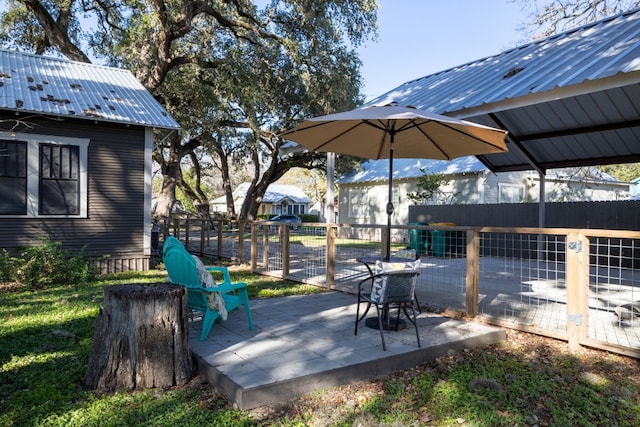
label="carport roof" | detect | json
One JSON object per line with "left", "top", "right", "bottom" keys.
{"left": 367, "top": 8, "right": 640, "bottom": 173}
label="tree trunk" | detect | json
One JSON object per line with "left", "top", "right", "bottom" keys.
{"left": 155, "top": 164, "right": 179, "bottom": 218}
{"left": 83, "top": 283, "right": 194, "bottom": 392}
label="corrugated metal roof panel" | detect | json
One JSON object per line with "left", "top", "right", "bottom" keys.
{"left": 0, "top": 49, "right": 179, "bottom": 129}
{"left": 337, "top": 157, "right": 486, "bottom": 184}
{"left": 261, "top": 183, "right": 312, "bottom": 204}
{"left": 212, "top": 183, "right": 311, "bottom": 205}
{"left": 339, "top": 157, "right": 620, "bottom": 184}
{"left": 365, "top": 8, "right": 640, "bottom": 173}
{"left": 369, "top": 9, "right": 640, "bottom": 115}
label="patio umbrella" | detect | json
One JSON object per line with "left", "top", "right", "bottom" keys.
{"left": 280, "top": 103, "right": 509, "bottom": 258}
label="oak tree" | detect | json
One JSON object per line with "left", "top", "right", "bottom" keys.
{"left": 1, "top": 0, "right": 377, "bottom": 219}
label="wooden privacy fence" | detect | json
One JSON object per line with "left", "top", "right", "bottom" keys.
{"left": 163, "top": 217, "right": 640, "bottom": 358}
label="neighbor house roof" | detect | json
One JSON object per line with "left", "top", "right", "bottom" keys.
{"left": 366, "top": 8, "right": 640, "bottom": 173}
{"left": 260, "top": 183, "right": 312, "bottom": 204}
{"left": 0, "top": 49, "right": 179, "bottom": 129}
{"left": 338, "top": 157, "right": 620, "bottom": 185}
{"left": 337, "top": 157, "right": 486, "bottom": 184}
{"left": 211, "top": 182, "right": 311, "bottom": 205}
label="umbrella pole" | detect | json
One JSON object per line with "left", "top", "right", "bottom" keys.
{"left": 385, "top": 135, "right": 395, "bottom": 261}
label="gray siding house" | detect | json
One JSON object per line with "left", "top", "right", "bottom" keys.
{"left": 0, "top": 50, "right": 179, "bottom": 273}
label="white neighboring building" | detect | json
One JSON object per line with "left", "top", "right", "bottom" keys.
{"left": 210, "top": 182, "right": 311, "bottom": 216}
{"left": 337, "top": 156, "right": 629, "bottom": 226}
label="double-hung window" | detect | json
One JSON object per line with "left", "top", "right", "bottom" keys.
{"left": 349, "top": 188, "right": 369, "bottom": 218}
{"left": 0, "top": 140, "right": 27, "bottom": 214}
{"left": 498, "top": 183, "right": 525, "bottom": 203}
{"left": 0, "top": 133, "right": 89, "bottom": 217}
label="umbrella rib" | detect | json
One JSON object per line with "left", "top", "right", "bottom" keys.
{"left": 414, "top": 120, "right": 507, "bottom": 158}
{"left": 286, "top": 121, "right": 367, "bottom": 152}
{"left": 442, "top": 121, "right": 507, "bottom": 150}
{"left": 362, "top": 120, "right": 397, "bottom": 159}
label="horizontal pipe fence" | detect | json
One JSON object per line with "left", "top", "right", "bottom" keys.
{"left": 162, "top": 217, "right": 640, "bottom": 358}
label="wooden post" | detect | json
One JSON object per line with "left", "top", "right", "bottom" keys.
{"left": 173, "top": 217, "right": 179, "bottom": 239}
{"left": 262, "top": 226, "right": 270, "bottom": 269}
{"left": 326, "top": 225, "right": 336, "bottom": 288}
{"left": 217, "top": 220, "right": 223, "bottom": 261}
{"left": 282, "top": 225, "right": 290, "bottom": 277}
{"left": 465, "top": 229, "right": 479, "bottom": 316}
{"left": 83, "top": 283, "right": 194, "bottom": 392}
{"left": 199, "top": 219, "right": 205, "bottom": 256}
{"left": 238, "top": 221, "right": 245, "bottom": 263}
{"left": 566, "top": 231, "right": 589, "bottom": 353}
{"left": 250, "top": 222, "right": 258, "bottom": 271}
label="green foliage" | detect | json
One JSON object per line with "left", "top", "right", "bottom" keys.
{"left": 298, "top": 213, "right": 319, "bottom": 222}
{"left": 0, "top": 1, "right": 380, "bottom": 221}
{"left": 407, "top": 169, "right": 451, "bottom": 204}
{"left": 599, "top": 163, "right": 640, "bottom": 182}
{"left": 7, "top": 240, "right": 96, "bottom": 288}
{"left": 0, "top": 248, "right": 11, "bottom": 282}
{"left": 1, "top": 270, "right": 639, "bottom": 426}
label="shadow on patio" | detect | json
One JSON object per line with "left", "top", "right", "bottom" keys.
{"left": 188, "top": 291, "right": 505, "bottom": 410}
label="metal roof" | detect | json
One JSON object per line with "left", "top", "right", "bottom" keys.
{"left": 337, "top": 156, "right": 486, "bottom": 184}
{"left": 367, "top": 8, "right": 640, "bottom": 173}
{"left": 337, "top": 156, "right": 620, "bottom": 184}
{"left": 0, "top": 49, "right": 179, "bottom": 129}
{"left": 211, "top": 183, "right": 311, "bottom": 205}
{"left": 260, "top": 183, "right": 312, "bottom": 204}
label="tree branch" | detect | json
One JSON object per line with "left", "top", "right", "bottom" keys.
{"left": 19, "top": 0, "right": 91, "bottom": 62}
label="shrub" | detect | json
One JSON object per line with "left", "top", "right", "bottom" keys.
{"left": 299, "top": 213, "right": 319, "bottom": 222}
{"left": 0, "top": 248, "right": 11, "bottom": 282}
{"left": 11, "top": 240, "right": 96, "bottom": 288}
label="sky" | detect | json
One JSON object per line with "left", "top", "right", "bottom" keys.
{"left": 357, "top": 0, "right": 531, "bottom": 102}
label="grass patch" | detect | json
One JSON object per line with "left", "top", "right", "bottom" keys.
{"left": 1, "top": 269, "right": 639, "bottom": 426}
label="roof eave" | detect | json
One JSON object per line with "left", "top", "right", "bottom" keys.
{"left": 7, "top": 107, "right": 180, "bottom": 130}
{"left": 451, "top": 71, "right": 640, "bottom": 120}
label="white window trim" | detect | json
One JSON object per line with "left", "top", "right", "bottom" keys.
{"left": 498, "top": 182, "right": 525, "bottom": 203}
{"left": 349, "top": 188, "right": 369, "bottom": 218}
{"left": 2, "top": 131, "right": 89, "bottom": 218}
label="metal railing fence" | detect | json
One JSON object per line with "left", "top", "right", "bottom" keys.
{"left": 161, "top": 218, "right": 640, "bottom": 358}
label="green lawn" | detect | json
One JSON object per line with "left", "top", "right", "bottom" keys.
{"left": 1, "top": 269, "right": 639, "bottom": 426}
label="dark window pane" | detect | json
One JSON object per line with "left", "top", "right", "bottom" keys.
{"left": 0, "top": 140, "right": 27, "bottom": 214}
{"left": 40, "top": 144, "right": 80, "bottom": 215}
{"left": 40, "top": 180, "right": 79, "bottom": 214}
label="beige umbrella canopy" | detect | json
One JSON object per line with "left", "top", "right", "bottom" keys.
{"left": 280, "top": 103, "right": 509, "bottom": 258}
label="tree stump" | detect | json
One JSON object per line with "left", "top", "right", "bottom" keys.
{"left": 83, "top": 283, "right": 194, "bottom": 391}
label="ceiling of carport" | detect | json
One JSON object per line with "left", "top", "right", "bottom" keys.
{"left": 366, "top": 8, "right": 640, "bottom": 174}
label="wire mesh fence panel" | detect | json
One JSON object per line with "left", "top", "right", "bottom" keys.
{"left": 286, "top": 225, "right": 327, "bottom": 284}
{"left": 477, "top": 231, "right": 568, "bottom": 336}
{"left": 416, "top": 229, "right": 468, "bottom": 311}
{"left": 255, "top": 224, "right": 284, "bottom": 274}
{"left": 587, "top": 235, "right": 640, "bottom": 349}
{"left": 332, "top": 225, "right": 383, "bottom": 293}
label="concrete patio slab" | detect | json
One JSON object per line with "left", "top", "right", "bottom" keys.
{"left": 189, "top": 292, "right": 506, "bottom": 410}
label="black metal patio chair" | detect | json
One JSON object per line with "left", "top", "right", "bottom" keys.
{"left": 354, "top": 269, "right": 421, "bottom": 351}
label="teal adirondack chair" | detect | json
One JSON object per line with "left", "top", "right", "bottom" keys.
{"left": 162, "top": 236, "right": 254, "bottom": 340}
